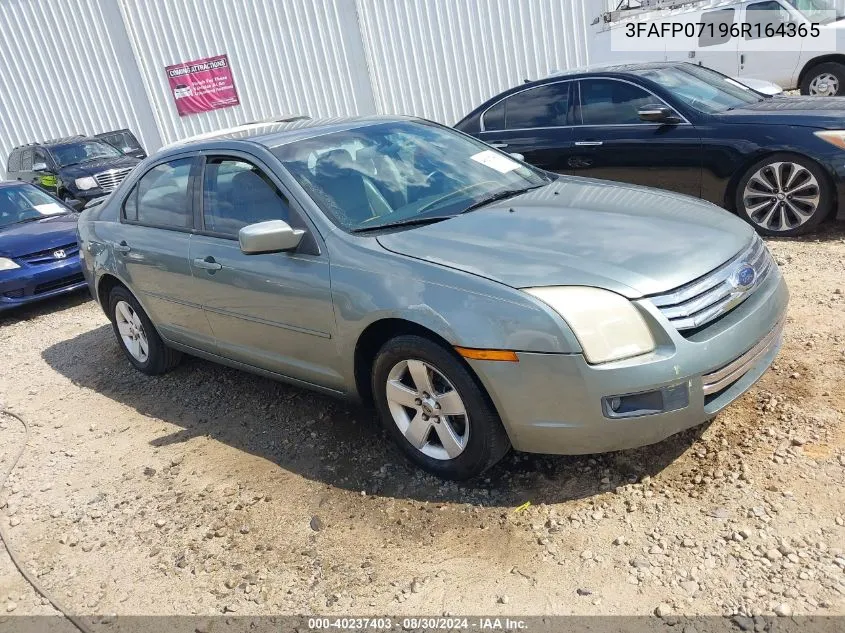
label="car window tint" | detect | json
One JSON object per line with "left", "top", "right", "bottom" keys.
{"left": 135, "top": 158, "right": 193, "bottom": 229}
{"left": 7, "top": 150, "right": 21, "bottom": 172}
{"left": 700, "top": 8, "right": 735, "bottom": 46}
{"left": 20, "top": 150, "right": 33, "bottom": 170}
{"left": 746, "top": 1, "right": 791, "bottom": 38}
{"left": 579, "top": 79, "right": 654, "bottom": 125}
{"left": 202, "top": 158, "right": 294, "bottom": 236}
{"left": 500, "top": 82, "right": 570, "bottom": 129}
{"left": 483, "top": 100, "right": 506, "bottom": 131}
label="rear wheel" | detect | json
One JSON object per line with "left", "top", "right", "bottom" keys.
{"left": 372, "top": 335, "right": 510, "bottom": 480}
{"left": 800, "top": 62, "right": 845, "bottom": 96}
{"left": 735, "top": 154, "right": 832, "bottom": 236}
{"left": 108, "top": 285, "right": 181, "bottom": 375}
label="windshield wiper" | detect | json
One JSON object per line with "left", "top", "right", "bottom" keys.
{"left": 10, "top": 216, "right": 45, "bottom": 226}
{"left": 459, "top": 185, "right": 543, "bottom": 215}
{"left": 350, "top": 215, "right": 452, "bottom": 234}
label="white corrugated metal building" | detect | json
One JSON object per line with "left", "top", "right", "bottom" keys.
{"left": 0, "top": 0, "right": 600, "bottom": 178}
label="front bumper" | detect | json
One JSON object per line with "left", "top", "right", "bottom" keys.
{"left": 469, "top": 270, "right": 789, "bottom": 455}
{"left": 0, "top": 256, "right": 86, "bottom": 312}
{"left": 68, "top": 187, "right": 109, "bottom": 204}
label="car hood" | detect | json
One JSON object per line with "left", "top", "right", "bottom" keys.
{"left": 376, "top": 178, "right": 754, "bottom": 298}
{"left": 0, "top": 213, "right": 79, "bottom": 258}
{"left": 58, "top": 156, "right": 140, "bottom": 179}
{"left": 715, "top": 96, "right": 845, "bottom": 128}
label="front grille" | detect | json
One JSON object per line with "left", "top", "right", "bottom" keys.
{"left": 648, "top": 237, "right": 774, "bottom": 332}
{"left": 33, "top": 272, "right": 85, "bottom": 295}
{"left": 94, "top": 167, "right": 133, "bottom": 192}
{"left": 19, "top": 242, "right": 80, "bottom": 265}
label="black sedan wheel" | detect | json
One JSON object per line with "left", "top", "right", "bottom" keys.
{"left": 372, "top": 335, "right": 510, "bottom": 480}
{"left": 800, "top": 62, "right": 845, "bottom": 96}
{"left": 735, "top": 154, "right": 832, "bottom": 236}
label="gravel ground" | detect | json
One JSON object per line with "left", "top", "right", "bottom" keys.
{"left": 1, "top": 227, "right": 844, "bottom": 619}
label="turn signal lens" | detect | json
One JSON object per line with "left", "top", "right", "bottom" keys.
{"left": 814, "top": 130, "right": 845, "bottom": 149}
{"left": 454, "top": 347, "right": 519, "bottom": 362}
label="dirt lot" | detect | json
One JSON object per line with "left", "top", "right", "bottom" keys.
{"left": 1, "top": 228, "right": 844, "bottom": 620}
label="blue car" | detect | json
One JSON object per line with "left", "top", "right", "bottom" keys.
{"left": 0, "top": 182, "right": 86, "bottom": 312}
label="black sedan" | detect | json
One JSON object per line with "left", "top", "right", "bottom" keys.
{"left": 455, "top": 61, "right": 845, "bottom": 237}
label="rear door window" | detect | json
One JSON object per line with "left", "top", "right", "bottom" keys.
{"left": 20, "top": 149, "right": 33, "bottom": 171}
{"left": 490, "top": 82, "right": 571, "bottom": 130}
{"left": 124, "top": 158, "right": 194, "bottom": 228}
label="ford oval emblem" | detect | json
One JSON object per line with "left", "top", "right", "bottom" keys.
{"left": 734, "top": 264, "right": 756, "bottom": 289}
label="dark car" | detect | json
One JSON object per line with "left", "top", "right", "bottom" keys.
{"left": 0, "top": 182, "right": 85, "bottom": 312}
{"left": 6, "top": 136, "right": 141, "bottom": 209}
{"left": 455, "top": 61, "right": 845, "bottom": 237}
{"left": 94, "top": 129, "right": 147, "bottom": 160}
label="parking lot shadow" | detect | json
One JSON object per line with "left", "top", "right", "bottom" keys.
{"left": 0, "top": 290, "right": 91, "bottom": 325}
{"left": 41, "top": 325, "right": 703, "bottom": 508}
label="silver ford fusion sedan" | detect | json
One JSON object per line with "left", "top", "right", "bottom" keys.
{"left": 77, "top": 116, "right": 788, "bottom": 480}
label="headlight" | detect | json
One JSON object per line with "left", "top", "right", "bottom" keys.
{"left": 0, "top": 257, "right": 20, "bottom": 271}
{"left": 524, "top": 286, "right": 656, "bottom": 364}
{"left": 74, "top": 177, "right": 99, "bottom": 190}
{"left": 814, "top": 130, "right": 845, "bottom": 149}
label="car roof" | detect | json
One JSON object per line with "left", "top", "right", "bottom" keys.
{"left": 0, "top": 180, "right": 32, "bottom": 189}
{"left": 159, "top": 115, "right": 418, "bottom": 153}
{"left": 547, "top": 61, "right": 684, "bottom": 78}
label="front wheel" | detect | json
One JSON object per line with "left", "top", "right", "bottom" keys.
{"left": 735, "top": 154, "right": 832, "bottom": 237}
{"left": 372, "top": 335, "right": 510, "bottom": 480}
{"left": 800, "top": 62, "right": 845, "bottom": 96}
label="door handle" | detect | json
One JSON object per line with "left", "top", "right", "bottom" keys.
{"left": 489, "top": 142, "right": 509, "bottom": 148}
{"left": 193, "top": 256, "right": 222, "bottom": 271}
{"left": 740, "top": 54, "right": 745, "bottom": 65}
{"left": 575, "top": 141, "right": 603, "bottom": 147}
{"left": 114, "top": 241, "right": 131, "bottom": 254}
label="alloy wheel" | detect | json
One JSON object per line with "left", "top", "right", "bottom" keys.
{"left": 742, "top": 162, "right": 820, "bottom": 233}
{"left": 114, "top": 300, "right": 149, "bottom": 363}
{"left": 385, "top": 359, "right": 469, "bottom": 461}
{"left": 809, "top": 72, "right": 839, "bottom": 96}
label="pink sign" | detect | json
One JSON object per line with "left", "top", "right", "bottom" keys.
{"left": 165, "top": 54, "right": 240, "bottom": 117}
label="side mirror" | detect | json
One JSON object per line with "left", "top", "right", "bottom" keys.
{"left": 238, "top": 220, "right": 304, "bottom": 255}
{"left": 509, "top": 152, "right": 525, "bottom": 161}
{"left": 638, "top": 105, "right": 679, "bottom": 123}
{"left": 32, "top": 162, "right": 48, "bottom": 172}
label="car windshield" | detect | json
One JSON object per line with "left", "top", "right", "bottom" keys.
{"left": 272, "top": 121, "right": 550, "bottom": 232}
{"left": 638, "top": 65, "right": 765, "bottom": 114}
{"left": 51, "top": 140, "right": 123, "bottom": 167}
{"left": 98, "top": 131, "right": 142, "bottom": 153}
{"left": 785, "top": 0, "right": 840, "bottom": 23}
{"left": 0, "top": 185, "right": 70, "bottom": 229}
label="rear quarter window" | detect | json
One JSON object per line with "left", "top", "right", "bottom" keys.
{"left": 7, "top": 150, "right": 21, "bottom": 173}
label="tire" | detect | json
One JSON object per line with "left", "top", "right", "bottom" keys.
{"left": 734, "top": 153, "right": 832, "bottom": 237}
{"left": 108, "top": 285, "right": 181, "bottom": 375}
{"left": 372, "top": 335, "right": 511, "bottom": 480}
{"left": 800, "top": 62, "right": 845, "bottom": 96}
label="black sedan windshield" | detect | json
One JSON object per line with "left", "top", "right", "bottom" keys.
{"left": 640, "top": 65, "right": 765, "bottom": 114}
{"left": 0, "top": 185, "right": 70, "bottom": 229}
{"left": 51, "top": 140, "right": 123, "bottom": 167}
{"left": 273, "top": 121, "right": 549, "bottom": 232}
